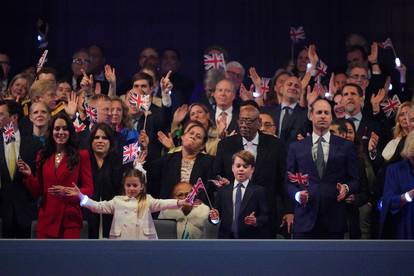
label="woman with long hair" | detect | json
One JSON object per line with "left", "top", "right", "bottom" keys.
{"left": 18, "top": 113, "right": 93, "bottom": 238}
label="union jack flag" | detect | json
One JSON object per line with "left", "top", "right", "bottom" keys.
{"left": 123, "top": 142, "right": 139, "bottom": 164}
{"left": 288, "top": 171, "right": 309, "bottom": 186}
{"left": 290, "top": 26, "right": 306, "bottom": 42}
{"left": 313, "top": 60, "right": 328, "bottom": 80}
{"left": 2, "top": 122, "right": 15, "bottom": 144}
{"left": 128, "top": 93, "right": 151, "bottom": 112}
{"left": 84, "top": 103, "right": 97, "bottom": 123}
{"left": 186, "top": 178, "right": 206, "bottom": 204}
{"left": 36, "top": 49, "right": 48, "bottom": 74}
{"left": 260, "top": 77, "right": 271, "bottom": 94}
{"left": 73, "top": 117, "right": 86, "bottom": 133}
{"left": 203, "top": 53, "right": 226, "bottom": 71}
{"left": 379, "top": 38, "right": 393, "bottom": 49}
{"left": 380, "top": 94, "right": 401, "bottom": 118}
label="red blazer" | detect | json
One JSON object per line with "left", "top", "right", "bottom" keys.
{"left": 24, "top": 150, "right": 94, "bottom": 237}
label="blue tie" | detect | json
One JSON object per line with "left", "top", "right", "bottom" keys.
{"left": 232, "top": 183, "right": 243, "bottom": 238}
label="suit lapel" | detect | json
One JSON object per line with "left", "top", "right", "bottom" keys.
{"left": 224, "top": 185, "right": 234, "bottom": 220}
{"left": 325, "top": 135, "right": 337, "bottom": 176}
{"left": 0, "top": 141, "right": 12, "bottom": 183}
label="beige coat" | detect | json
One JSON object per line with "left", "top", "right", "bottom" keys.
{"left": 83, "top": 195, "right": 178, "bottom": 240}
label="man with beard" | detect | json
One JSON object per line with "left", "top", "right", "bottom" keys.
{"left": 213, "top": 101, "right": 292, "bottom": 238}
{"left": 286, "top": 98, "right": 359, "bottom": 239}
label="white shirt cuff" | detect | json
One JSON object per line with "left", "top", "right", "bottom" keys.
{"left": 295, "top": 192, "right": 301, "bottom": 204}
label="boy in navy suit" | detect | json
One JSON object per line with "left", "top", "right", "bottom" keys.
{"left": 210, "top": 150, "right": 270, "bottom": 238}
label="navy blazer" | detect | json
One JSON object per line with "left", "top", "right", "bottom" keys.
{"left": 262, "top": 104, "right": 310, "bottom": 146}
{"left": 215, "top": 181, "right": 270, "bottom": 239}
{"left": 286, "top": 135, "right": 359, "bottom": 233}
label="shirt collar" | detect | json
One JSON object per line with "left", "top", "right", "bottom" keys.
{"left": 345, "top": 112, "right": 362, "bottom": 121}
{"left": 233, "top": 179, "right": 249, "bottom": 189}
{"left": 216, "top": 106, "right": 233, "bottom": 116}
{"left": 242, "top": 132, "right": 259, "bottom": 146}
{"left": 281, "top": 102, "right": 297, "bottom": 110}
{"left": 312, "top": 131, "right": 330, "bottom": 144}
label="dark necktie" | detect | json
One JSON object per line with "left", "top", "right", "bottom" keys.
{"left": 316, "top": 136, "right": 325, "bottom": 178}
{"left": 281, "top": 106, "right": 292, "bottom": 135}
{"left": 231, "top": 183, "right": 243, "bottom": 238}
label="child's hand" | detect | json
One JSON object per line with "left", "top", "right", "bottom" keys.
{"left": 244, "top": 211, "right": 257, "bottom": 226}
{"left": 209, "top": 208, "right": 220, "bottom": 221}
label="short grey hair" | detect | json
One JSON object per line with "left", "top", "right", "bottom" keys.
{"left": 226, "top": 61, "right": 245, "bottom": 78}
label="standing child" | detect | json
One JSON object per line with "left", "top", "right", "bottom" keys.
{"left": 209, "top": 150, "right": 270, "bottom": 239}
{"left": 66, "top": 168, "right": 192, "bottom": 239}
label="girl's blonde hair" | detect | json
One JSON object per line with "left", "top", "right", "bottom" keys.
{"left": 393, "top": 101, "right": 412, "bottom": 139}
{"left": 122, "top": 168, "right": 147, "bottom": 218}
{"left": 401, "top": 131, "right": 414, "bottom": 160}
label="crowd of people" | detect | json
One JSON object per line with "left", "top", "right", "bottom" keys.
{"left": 0, "top": 33, "right": 413, "bottom": 239}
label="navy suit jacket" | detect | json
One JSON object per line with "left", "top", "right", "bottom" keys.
{"left": 215, "top": 181, "right": 270, "bottom": 239}
{"left": 286, "top": 135, "right": 359, "bottom": 233}
{"left": 262, "top": 104, "right": 311, "bottom": 146}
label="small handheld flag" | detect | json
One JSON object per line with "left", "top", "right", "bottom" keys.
{"left": 203, "top": 53, "right": 226, "bottom": 71}
{"left": 288, "top": 171, "right": 309, "bottom": 186}
{"left": 2, "top": 122, "right": 15, "bottom": 144}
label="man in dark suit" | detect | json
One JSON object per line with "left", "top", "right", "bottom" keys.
{"left": 0, "top": 100, "right": 42, "bottom": 238}
{"left": 210, "top": 150, "right": 270, "bottom": 239}
{"left": 213, "top": 101, "right": 292, "bottom": 237}
{"left": 210, "top": 78, "right": 239, "bottom": 136}
{"left": 287, "top": 98, "right": 359, "bottom": 239}
{"left": 262, "top": 75, "right": 310, "bottom": 145}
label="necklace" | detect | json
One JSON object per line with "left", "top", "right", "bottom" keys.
{"left": 55, "top": 152, "right": 64, "bottom": 167}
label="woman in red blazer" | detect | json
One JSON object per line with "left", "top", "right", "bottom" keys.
{"left": 18, "top": 113, "right": 93, "bottom": 238}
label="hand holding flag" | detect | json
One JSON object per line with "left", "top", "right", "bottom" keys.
{"left": 2, "top": 122, "right": 15, "bottom": 144}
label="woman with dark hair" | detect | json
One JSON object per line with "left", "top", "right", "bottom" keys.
{"left": 141, "top": 120, "right": 214, "bottom": 202}
{"left": 344, "top": 119, "right": 372, "bottom": 239}
{"left": 87, "top": 123, "right": 123, "bottom": 238}
{"left": 17, "top": 113, "right": 93, "bottom": 238}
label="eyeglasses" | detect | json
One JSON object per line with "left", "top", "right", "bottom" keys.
{"left": 349, "top": 74, "right": 368, "bottom": 81}
{"left": 238, "top": 118, "right": 258, "bottom": 126}
{"left": 72, "top": 58, "right": 91, "bottom": 65}
{"left": 261, "top": 122, "right": 275, "bottom": 129}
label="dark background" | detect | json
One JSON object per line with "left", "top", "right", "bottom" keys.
{"left": 2, "top": 0, "right": 413, "bottom": 90}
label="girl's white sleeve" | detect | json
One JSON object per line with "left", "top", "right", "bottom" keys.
{"left": 148, "top": 195, "right": 179, "bottom": 213}
{"left": 82, "top": 196, "right": 115, "bottom": 214}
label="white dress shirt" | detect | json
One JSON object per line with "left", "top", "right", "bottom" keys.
{"left": 242, "top": 132, "right": 259, "bottom": 158}
{"left": 311, "top": 131, "right": 330, "bottom": 164}
{"left": 215, "top": 106, "right": 233, "bottom": 127}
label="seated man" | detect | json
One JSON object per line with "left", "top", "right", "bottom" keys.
{"left": 210, "top": 150, "right": 270, "bottom": 239}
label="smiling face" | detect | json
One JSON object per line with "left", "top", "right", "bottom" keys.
{"left": 189, "top": 105, "right": 209, "bottom": 127}
{"left": 281, "top": 76, "right": 301, "bottom": 104}
{"left": 53, "top": 118, "right": 70, "bottom": 146}
{"left": 92, "top": 129, "right": 110, "bottom": 156}
{"left": 10, "top": 77, "right": 28, "bottom": 99}
{"left": 124, "top": 176, "right": 144, "bottom": 198}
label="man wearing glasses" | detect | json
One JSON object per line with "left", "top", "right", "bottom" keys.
{"left": 213, "top": 101, "right": 293, "bottom": 238}
{"left": 70, "top": 49, "right": 91, "bottom": 91}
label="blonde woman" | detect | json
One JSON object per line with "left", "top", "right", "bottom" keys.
{"left": 382, "top": 102, "right": 411, "bottom": 161}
